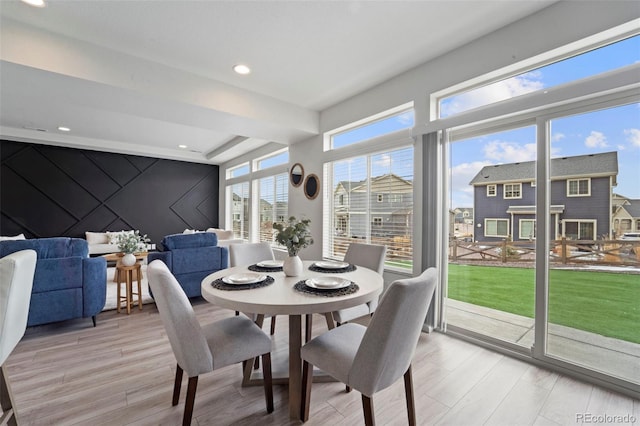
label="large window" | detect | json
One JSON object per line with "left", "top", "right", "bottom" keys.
{"left": 438, "top": 34, "right": 639, "bottom": 118}
{"left": 228, "top": 182, "right": 249, "bottom": 240}
{"left": 324, "top": 146, "right": 414, "bottom": 271}
{"left": 328, "top": 107, "right": 414, "bottom": 150}
{"left": 258, "top": 173, "right": 288, "bottom": 245}
{"left": 225, "top": 149, "right": 289, "bottom": 242}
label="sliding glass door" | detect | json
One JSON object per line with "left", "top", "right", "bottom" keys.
{"left": 446, "top": 125, "right": 537, "bottom": 349}
{"left": 544, "top": 103, "right": 640, "bottom": 384}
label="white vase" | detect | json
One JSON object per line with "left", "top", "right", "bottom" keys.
{"left": 121, "top": 253, "right": 137, "bottom": 266}
{"left": 283, "top": 255, "right": 303, "bottom": 277}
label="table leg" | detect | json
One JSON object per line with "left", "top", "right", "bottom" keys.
{"left": 136, "top": 267, "right": 142, "bottom": 310}
{"left": 288, "top": 314, "right": 302, "bottom": 419}
{"left": 116, "top": 277, "right": 121, "bottom": 313}
{"left": 126, "top": 270, "right": 132, "bottom": 315}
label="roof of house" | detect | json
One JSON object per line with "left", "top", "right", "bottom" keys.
{"left": 622, "top": 200, "right": 640, "bottom": 217}
{"left": 469, "top": 151, "right": 618, "bottom": 185}
{"left": 335, "top": 174, "right": 413, "bottom": 193}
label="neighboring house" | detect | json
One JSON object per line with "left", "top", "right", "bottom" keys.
{"left": 450, "top": 208, "right": 474, "bottom": 239}
{"left": 469, "top": 152, "right": 618, "bottom": 242}
{"left": 334, "top": 173, "right": 413, "bottom": 238}
{"left": 612, "top": 199, "right": 640, "bottom": 237}
{"left": 453, "top": 207, "right": 474, "bottom": 224}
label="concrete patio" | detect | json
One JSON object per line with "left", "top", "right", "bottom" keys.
{"left": 446, "top": 298, "right": 640, "bottom": 384}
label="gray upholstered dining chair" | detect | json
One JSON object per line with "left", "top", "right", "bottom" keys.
{"left": 147, "top": 260, "right": 274, "bottom": 426}
{"left": 1, "top": 249, "right": 37, "bottom": 425}
{"left": 301, "top": 267, "right": 437, "bottom": 425}
{"left": 229, "top": 242, "right": 278, "bottom": 334}
{"left": 324, "top": 242, "right": 387, "bottom": 329}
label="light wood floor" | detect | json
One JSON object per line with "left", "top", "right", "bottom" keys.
{"left": 5, "top": 299, "right": 639, "bottom": 426}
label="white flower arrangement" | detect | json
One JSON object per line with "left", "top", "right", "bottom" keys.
{"left": 116, "top": 230, "right": 150, "bottom": 254}
{"left": 273, "top": 216, "right": 313, "bottom": 256}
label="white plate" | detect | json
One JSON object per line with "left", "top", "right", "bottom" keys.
{"left": 314, "top": 261, "right": 349, "bottom": 269}
{"left": 305, "top": 277, "right": 351, "bottom": 290}
{"left": 256, "top": 260, "right": 284, "bottom": 268}
{"left": 222, "top": 273, "right": 266, "bottom": 285}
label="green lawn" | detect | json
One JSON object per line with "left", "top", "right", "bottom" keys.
{"left": 447, "top": 264, "right": 640, "bottom": 344}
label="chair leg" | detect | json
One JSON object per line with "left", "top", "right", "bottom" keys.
{"left": 403, "top": 365, "right": 416, "bottom": 426}
{"left": 183, "top": 376, "right": 198, "bottom": 426}
{"left": 270, "top": 315, "right": 277, "bottom": 335}
{"left": 92, "top": 315, "right": 97, "bottom": 327}
{"left": 300, "top": 360, "right": 314, "bottom": 422}
{"left": 362, "top": 394, "right": 375, "bottom": 426}
{"left": 261, "top": 353, "right": 274, "bottom": 413}
{"left": 172, "top": 364, "right": 183, "bottom": 406}
{"left": 1, "top": 364, "right": 17, "bottom": 426}
{"left": 324, "top": 312, "right": 335, "bottom": 330}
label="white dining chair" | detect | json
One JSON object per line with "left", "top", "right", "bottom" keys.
{"left": 301, "top": 267, "right": 437, "bottom": 425}
{"left": 147, "top": 260, "right": 274, "bottom": 426}
{"left": 324, "top": 242, "right": 387, "bottom": 329}
{"left": 229, "top": 242, "right": 278, "bottom": 335}
{"left": 229, "top": 242, "right": 275, "bottom": 267}
{"left": 1, "top": 249, "right": 37, "bottom": 425}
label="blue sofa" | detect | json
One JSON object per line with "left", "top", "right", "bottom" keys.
{"left": 148, "top": 233, "right": 228, "bottom": 298}
{"left": 0, "top": 237, "right": 106, "bottom": 327}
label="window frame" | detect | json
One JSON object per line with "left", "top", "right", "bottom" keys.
{"left": 487, "top": 184, "right": 497, "bottom": 197}
{"left": 504, "top": 183, "right": 522, "bottom": 199}
{"left": 567, "top": 178, "right": 591, "bottom": 197}
{"left": 484, "top": 218, "right": 510, "bottom": 238}
{"left": 519, "top": 219, "right": 537, "bottom": 240}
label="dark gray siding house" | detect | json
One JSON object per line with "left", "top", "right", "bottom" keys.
{"left": 334, "top": 174, "right": 413, "bottom": 239}
{"left": 470, "top": 152, "right": 618, "bottom": 242}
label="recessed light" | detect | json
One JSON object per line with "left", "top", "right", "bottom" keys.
{"left": 178, "top": 144, "right": 188, "bottom": 149}
{"left": 20, "top": 0, "right": 46, "bottom": 7}
{"left": 233, "top": 64, "right": 251, "bottom": 75}
{"left": 58, "top": 126, "right": 71, "bottom": 132}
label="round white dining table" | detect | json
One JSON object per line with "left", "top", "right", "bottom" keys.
{"left": 201, "top": 260, "right": 383, "bottom": 419}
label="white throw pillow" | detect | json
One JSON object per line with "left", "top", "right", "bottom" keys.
{"left": 0, "top": 233, "right": 26, "bottom": 241}
{"left": 206, "top": 228, "right": 233, "bottom": 240}
{"left": 85, "top": 231, "right": 109, "bottom": 244}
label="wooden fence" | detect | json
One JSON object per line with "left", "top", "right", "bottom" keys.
{"left": 450, "top": 237, "right": 640, "bottom": 266}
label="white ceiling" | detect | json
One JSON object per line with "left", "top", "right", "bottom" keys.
{"left": 0, "top": 0, "right": 556, "bottom": 164}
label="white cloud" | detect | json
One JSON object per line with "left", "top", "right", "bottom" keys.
{"left": 374, "top": 154, "right": 392, "bottom": 168}
{"left": 441, "top": 72, "right": 544, "bottom": 117}
{"left": 624, "top": 128, "right": 640, "bottom": 147}
{"left": 483, "top": 140, "right": 537, "bottom": 162}
{"left": 584, "top": 131, "right": 608, "bottom": 148}
{"left": 396, "top": 110, "right": 414, "bottom": 125}
{"left": 450, "top": 160, "right": 492, "bottom": 207}
{"left": 551, "top": 132, "right": 565, "bottom": 142}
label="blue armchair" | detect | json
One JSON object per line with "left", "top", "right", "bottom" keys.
{"left": 148, "top": 233, "right": 228, "bottom": 298}
{"left": 0, "top": 237, "right": 107, "bottom": 327}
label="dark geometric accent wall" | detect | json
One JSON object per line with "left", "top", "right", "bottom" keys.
{"left": 0, "top": 140, "right": 219, "bottom": 244}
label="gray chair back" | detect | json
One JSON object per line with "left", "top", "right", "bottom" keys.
{"left": 344, "top": 243, "right": 386, "bottom": 274}
{"left": 229, "top": 242, "right": 274, "bottom": 267}
{"left": 0, "top": 249, "right": 37, "bottom": 365}
{"left": 147, "top": 260, "right": 213, "bottom": 377}
{"left": 349, "top": 267, "right": 437, "bottom": 396}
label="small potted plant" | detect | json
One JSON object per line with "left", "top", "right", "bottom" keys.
{"left": 116, "top": 231, "right": 151, "bottom": 266}
{"left": 273, "top": 216, "right": 313, "bottom": 276}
